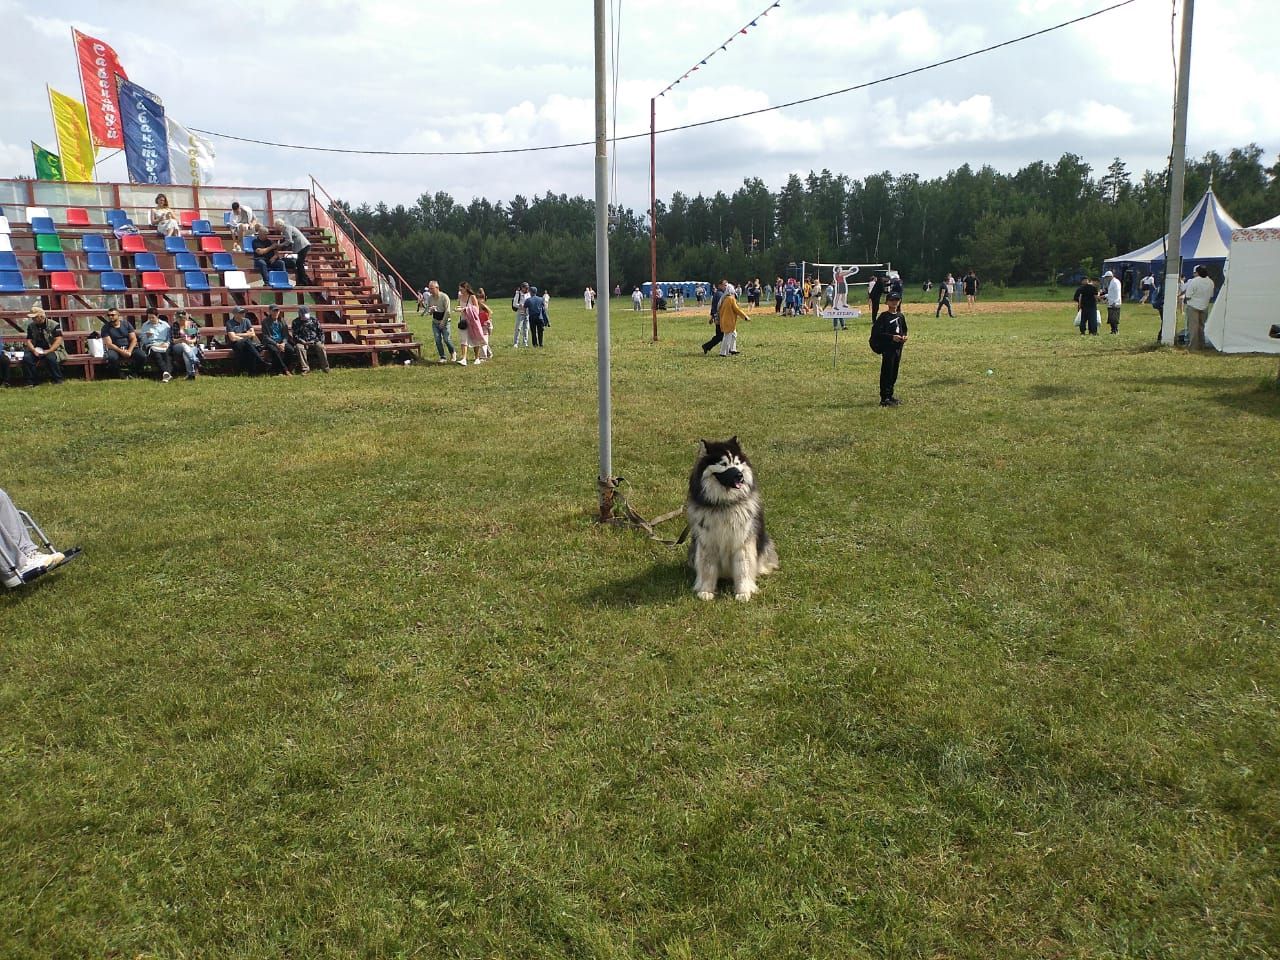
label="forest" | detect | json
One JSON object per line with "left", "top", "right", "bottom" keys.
{"left": 333, "top": 144, "right": 1279, "bottom": 296}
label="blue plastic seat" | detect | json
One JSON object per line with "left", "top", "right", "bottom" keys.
{"left": 133, "top": 252, "right": 160, "bottom": 271}
{"left": 31, "top": 216, "right": 57, "bottom": 235}
{"left": 100, "top": 271, "right": 127, "bottom": 292}
{"left": 210, "top": 252, "right": 236, "bottom": 271}
{"left": 40, "top": 252, "right": 68, "bottom": 271}
{"left": 86, "top": 251, "right": 114, "bottom": 272}
{"left": 184, "top": 271, "right": 211, "bottom": 291}
{"left": 191, "top": 219, "right": 213, "bottom": 236}
{"left": 82, "top": 234, "right": 108, "bottom": 253}
{"left": 268, "top": 270, "right": 293, "bottom": 289}
{"left": 241, "top": 236, "right": 255, "bottom": 255}
{"left": 223, "top": 211, "right": 233, "bottom": 225}
{"left": 164, "top": 236, "right": 189, "bottom": 254}
{"left": 0, "top": 252, "right": 18, "bottom": 271}
{"left": 173, "top": 251, "right": 200, "bottom": 271}
{"left": 106, "top": 209, "right": 129, "bottom": 229}
{"left": 0, "top": 271, "right": 27, "bottom": 292}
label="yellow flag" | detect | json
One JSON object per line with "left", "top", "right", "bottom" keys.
{"left": 49, "top": 87, "right": 96, "bottom": 182}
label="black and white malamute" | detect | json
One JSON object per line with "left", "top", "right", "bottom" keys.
{"left": 686, "top": 437, "right": 779, "bottom": 601}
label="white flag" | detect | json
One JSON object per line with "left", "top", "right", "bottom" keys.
{"left": 165, "top": 116, "right": 215, "bottom": 186}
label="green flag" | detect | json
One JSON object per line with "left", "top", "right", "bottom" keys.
{"left": 32, "top": 141, "right": 63, "bottom": 181}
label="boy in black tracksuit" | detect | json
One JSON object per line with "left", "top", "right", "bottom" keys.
{"left": 871, "top": 292, "right": 908, "bottom": 406}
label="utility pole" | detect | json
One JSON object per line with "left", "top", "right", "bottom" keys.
{"left": 594, "top": 0, "right": 613, "bottom": 513}
{"left": 649, "top": 97, "right": 658, "bottom": 342}
{"left": 1161, "top": 0, "right": 1194, "bottom": 345}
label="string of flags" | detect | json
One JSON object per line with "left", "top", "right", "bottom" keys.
{"left": 657, "top": 1, "right": 782, "bottom": 97}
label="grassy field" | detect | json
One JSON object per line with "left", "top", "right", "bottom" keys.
{"left": 2, "top": 296, "right": 1278, "bottom": 959}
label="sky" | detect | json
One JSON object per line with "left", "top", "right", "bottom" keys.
{"left": 1, "top": 0, "right": 1276, "bottom": 213}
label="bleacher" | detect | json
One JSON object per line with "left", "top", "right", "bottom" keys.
{"left": 0, "top": 182, "right": 419, "bottom": 380}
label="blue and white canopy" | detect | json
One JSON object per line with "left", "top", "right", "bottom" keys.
{"left": 1103, "top": 189, "right": 1241, "bottom": 275}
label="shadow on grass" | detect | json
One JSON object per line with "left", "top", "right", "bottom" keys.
{"left": 1027, "top": 383, "right": 1081, "bottom": 401}
{"left": 1123, "top": 375, "right": 1280, "bottom": 418}
{"left": 580, "top": 558, "right": 689, "bottom": 607}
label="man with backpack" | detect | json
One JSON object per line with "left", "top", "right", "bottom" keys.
{"left": 870, "top": 291, "right": 908, "bottom": 407}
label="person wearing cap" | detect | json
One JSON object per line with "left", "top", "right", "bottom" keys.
{"left": 100, "top": 307, "right": 146, "bottom": 379}
{"left": 1073, "top": 275, "right": 1100, "bottom": 336}
{"left": 138, "top": 307, "right": 175, "bottom": 382}
{"left": 225, "top": 306, "right": 266, "bottom": 375}
{"left": 260, "top": 303, "right": 305, "bottom": 375}
{"left": 291, "top": 306, "right": 330, "bottom": 373}
{"left": 870, "top": 290, "right": 908, "bottom": 406}
{"left": 1102, "top": 269, "right": 1122, "bottom": 334}
{"left": 170, "top": 310, "right": 204, "bottom": 379}
{"left": 21, "top": 306, "right": 66, "bottom": 387}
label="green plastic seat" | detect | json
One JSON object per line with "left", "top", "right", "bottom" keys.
{"left": 35, "top": 233, "right": 62, "bottom": 253}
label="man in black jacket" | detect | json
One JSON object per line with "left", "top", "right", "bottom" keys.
{"left": 871, "top": 291, "right": 908, "bottom": 406}
{"left": 702, "top": 280, "right": 726, "bottom": 355}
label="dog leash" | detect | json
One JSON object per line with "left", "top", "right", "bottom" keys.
{"left": 597, "top": 476, "right": 689, "bottom": 546}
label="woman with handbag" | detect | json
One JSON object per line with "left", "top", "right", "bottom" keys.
{"left": 455, "top": 281, "right": 484, "bottom": 366}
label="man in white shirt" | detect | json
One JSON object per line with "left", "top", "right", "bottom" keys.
{"left": 1102, "top": 270, "right": 1123, "bottom": 334}
{"left": 1183, "top": 265, "right": 1216, "bottom": 350}
{"left": 511, "top": 282, "right": 531, "bottom": 347}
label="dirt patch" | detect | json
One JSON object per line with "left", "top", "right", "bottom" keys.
{"left": 900, "top": 300, "right": 1065, "bottom": 316}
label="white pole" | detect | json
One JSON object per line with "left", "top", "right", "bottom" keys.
{"left": 594, "top": 0, "right": 613, "bottom": 485}
{"left": 1160, "top": 0, "right": 1194, "bottom": 345}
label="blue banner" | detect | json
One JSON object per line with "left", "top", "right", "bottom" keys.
{"left": 117, "top": 76, "right": 170, "bottom": 184}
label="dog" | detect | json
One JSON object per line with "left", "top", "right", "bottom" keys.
{"left": 686, "top": 437, "right": 779, "bottom": 601}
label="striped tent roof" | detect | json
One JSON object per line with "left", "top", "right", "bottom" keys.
{"left": 1104, "top": 189, "right": 1241, "bottom": 268}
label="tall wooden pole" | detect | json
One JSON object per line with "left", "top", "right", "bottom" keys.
{"left": 1160, "top": 0, "right": 1194, "bottom": 345}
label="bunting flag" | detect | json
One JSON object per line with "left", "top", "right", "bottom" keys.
{"left": 117, "top": 77, "right": 171, "bottom": 184}
{"left": 48, "top": 87, "right": 96, "bottom": 182}
{"left": 72, "top": 27, "right": 129, "bottom": 148}
{"left": 165, "top": 116, "right": 216, "bottom": 186}
{"left": 31, "top": 142, "right": 63, "bottom": 181}
{"left": 656, "top": 1, "right": 782, "bottom": 97}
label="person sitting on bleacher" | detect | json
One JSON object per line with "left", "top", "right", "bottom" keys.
{"left": 228, "top": 201, "right": 259, "bottom": 252}
{"left": 22, "top": 306, "right": 65, "bottom": 387}
{"left": 225, "top": 306, "right": 265, "bottom": 375}
{"left": 260, "top": 303, "right": 305, "bottom": 375}
{"left": 138, "top": 306, "right": 174, "bottom": 383}
{"left": 150, "top": 193, "right": 181, "bottom": 238}
{"left": 251, "top": 225, "right": 287, "bottom": 284}
{"left": 101, "top": 307, "right": 146, "bottom": 379}
{"left": 170, "top": 310, "right": 204, "bottom": 380}
{"left": 291, "top": 306, "right": 330, "bottom": 373}
{"left": 274, "top": 218, "right": 313, "bottom": 287}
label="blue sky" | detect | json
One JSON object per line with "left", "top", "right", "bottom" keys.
{"left": 1, "top": 0, "right": 1275, "bottom": 210}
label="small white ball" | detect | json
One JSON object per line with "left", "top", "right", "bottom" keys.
{"left": 986, "top": 369, "right": 994, "bottom": 376}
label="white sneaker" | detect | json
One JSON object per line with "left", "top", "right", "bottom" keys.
{"left": 457, "top": 358, "right": 467, "bottom": 366}
{"left": 162, "top": 372, "right": 172, "bottom": 383}
{"left": 24, "top": 544, "right": 64, "bottom": 568}
{"left": 4, "top": 551, "right": 55, "bottom": 588}
{"left": 475, "top": 358, "right": 486, "bottom": 364}
{"left": 437, "top": 358, "right": 447, "bottom": 364}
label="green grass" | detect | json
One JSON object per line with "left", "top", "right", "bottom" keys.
{"left": 2, "top": 298, "right": 1278, "bottom": 959}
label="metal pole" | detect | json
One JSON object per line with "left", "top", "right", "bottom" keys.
{"left": 595, "top": 0, "right": 613, "bottom": 494}
{"left": 1161, "top": 0, "right": 1194, "bottom": 345}
{"left": 649, "top": 97, "right": 659, "bottom": 342}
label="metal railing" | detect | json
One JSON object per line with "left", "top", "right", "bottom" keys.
{"left": 309, "top": 177, "right": 415, "bottom": 319}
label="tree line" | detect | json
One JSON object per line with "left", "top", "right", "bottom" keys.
{"left": 333, "top": 144, "right": 1278, "bottom": 296}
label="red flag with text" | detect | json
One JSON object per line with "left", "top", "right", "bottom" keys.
{"left": 73, "top": 28, "right": 128, "bottom": 148}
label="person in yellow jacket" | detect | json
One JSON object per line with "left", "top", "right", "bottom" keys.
{"left": 716, "top": 281, "right": 750, "bottom": 356}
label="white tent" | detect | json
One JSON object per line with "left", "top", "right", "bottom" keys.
{"left": 1205, "top": 213, "right": 1280, "bottom": 354}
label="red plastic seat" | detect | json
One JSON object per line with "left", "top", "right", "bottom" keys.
{"left": 179, "top": 210, "right": 198, "bottom": 228}
{"left": 141, "top": 271, "right": 168, "bottom": 292}
{"left": 199, "top": 236, "right": 225, "bottom": 253}
{"left": 50, "top": 270, "right": 78, "bottom": 292}
{"left": 65, "top": 207, "right": 91, "bottom": 226}
{"left": 120, "top": 233, "right": 147, "bottom": 253}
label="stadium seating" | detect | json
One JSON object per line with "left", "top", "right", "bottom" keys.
{"left": 0, "top": 235, "right": 11, "bottom": 253}
{"left": 86, "top": 252, "right": 114, "bottom": 272}
{"left": 164, "top": 236, "right": 189, "bottom": 254}
{"left": 31, "top": 216, "right": 57, "bottom": 235}
{"left": 65, "top": 207, "right": 91, "bottom": 226}
{"left": 40, "top": 252, "right": 68, "bottom": 271}
{"left": 268, "top": 270, "right": 294, "bottom": 289}
{"left": 50, "top": 271, "right": 78, "bottom": 292}
{"left": 0, "top": 252, "right": 18, "bottom": 270}
{"left": 0, "top": 271, "right": 24, "bottom": 292}
{"left": 183, "top": 271, "right": 211, "bottom": 291}
{"left": 81, "top": 234, "right": 108, "bottom": 252}
{"left": 133, "top": 252, "right": 160, "bottom": 271}
{"left": 242, "top": 236, "right": 255, "bottom": 255}
{"left": 141, "top": 271, "right": 168, "bottom": 292}
{"left": 200, "top": 236, "right": 225, "bottom": 253}
{"left": 210, "top": 252, "right": 236, "bottom": 271}
{"left": 99, "top": 271, "right": 127, "bottom": 292}
{"left": 223, "top": 270, "right": 249, "bottom": 291}
{"left": 106, "top": 209, "right": 131, "bottom": 229}
{"left": 120, "top": 233, "right": 147, "bottom": 253}
{"left": 191, "top": 219, "right": 213, "bottom": 236}
{"left": 173, "top": 251, "right": 200, "bottom": 271}
{"left": 35, "top": 235, "right": 62, "bottom": 253}
{"left": 179, "top": 210, "right": 198, "bottom": 228}
{"left": 25, "top": 206, "right": 50, "bottom": 222}
{"left": 0, "top": 215, "right": 9, "bottom": 234}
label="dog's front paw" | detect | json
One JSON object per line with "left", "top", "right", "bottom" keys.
{"left": 734, "top": 590, "right": 755, "bottom": 602}
{"left": 695, "top": 590, "right": 716, "bottom": 601}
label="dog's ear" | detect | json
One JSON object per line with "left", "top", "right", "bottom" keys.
{"left": 727, "top": 436, "right": 740, "bottom": 453}
{"left": 697, "top": 439, "right": 709, "bottom": 458}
